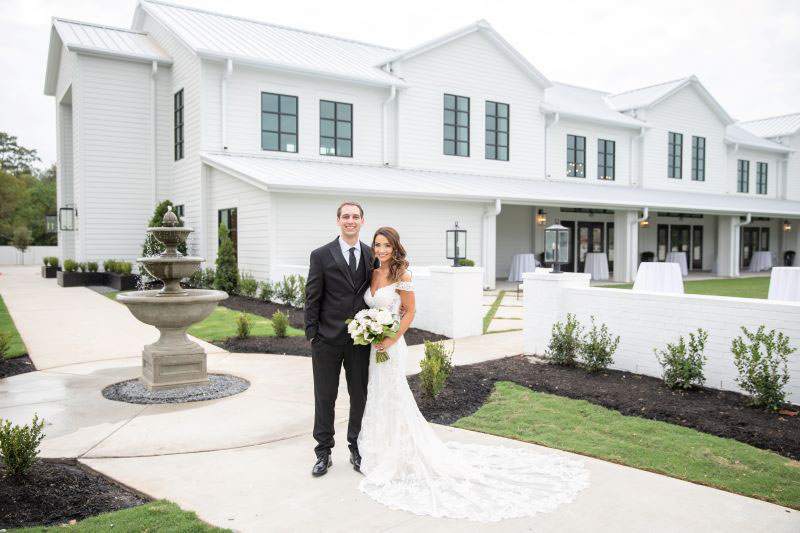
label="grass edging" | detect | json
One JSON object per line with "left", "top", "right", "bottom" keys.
{"left": 454, "top": 381, "right": 800, "bottom": 510}
{"left": 0, "top": 294, "right": 28, "bottom": 358}
{"left": 599, "top": 276, "right": 770, "bottom": 299}
{"left": 482, "top": 290, "right": 506, "bottom": 334}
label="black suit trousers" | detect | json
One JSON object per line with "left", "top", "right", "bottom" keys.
{"left": 312, "top": 338, "right": 369, "bottom": 457}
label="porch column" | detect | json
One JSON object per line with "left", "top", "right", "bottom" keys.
{"left": 613, "top": 210, "right": 639, "bottom": 283}
{"left": 481, "top": 199, "right": 501, "bottom": 290}
{"left": 716, "top": 215, "right": 740, "bottom": 277}
{"left": 784, "top": 219, "right": 800, "bottom": 266}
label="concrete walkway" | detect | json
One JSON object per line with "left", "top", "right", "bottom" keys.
{"left": 1, "top": 266, "right": 797, "bottom": 532}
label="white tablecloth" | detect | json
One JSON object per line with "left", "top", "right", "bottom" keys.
{"left": 665, "top": 251, "right": 689, "bottom": 276}
{"left": 768, "top": 267, "right": 800, "bottom": 301}
{"left": 748, "top": 251, "right": 773, "bottom": 272}
{"left": 507, "top": 253, "right": 538, "bottom": 282}
{"left": 633, "top": 262, "right": 684, "bottom": 293}
{"left": 583, "top": 252, "right": 609, "bottom": 281}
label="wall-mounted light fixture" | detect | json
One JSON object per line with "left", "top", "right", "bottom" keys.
{"left": 639, "top": 219, "right": 650, "bottom": 228}
{"left": 536, "top": 209, "right": 547, "bottom": 225}
{"left": 784, "top": 220, "right": 792, "bottom": 232}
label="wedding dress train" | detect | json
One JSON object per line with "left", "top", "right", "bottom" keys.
{"left": 357, "top": 281, "right": 590, "bottom": 522}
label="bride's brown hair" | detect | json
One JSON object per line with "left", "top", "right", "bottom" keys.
{"left": 372, "top": 227, "right": 409, "bottom": 282}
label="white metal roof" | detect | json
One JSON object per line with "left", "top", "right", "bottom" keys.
{"left": 201, "top": 152, "right": 800, "bottom": 217}
{"left": 725, "top": 124, "right": 792, "bottom": 153}
{"left": 542, "top": 82, "right": 645, "bottom": 129}
{"left": 738, "top": 113, "right": 800, "bottom": 139}
{"left": 134, "top": 0, "right": 404, "bottom": 87}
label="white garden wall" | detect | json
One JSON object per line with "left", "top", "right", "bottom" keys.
{"left": 0, "top": 246, "right": 60, "bottom": 266}
{"left": 523, "top": 270, "right": 800, "bottom": 402}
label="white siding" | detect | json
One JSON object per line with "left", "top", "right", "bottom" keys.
{"left": 203, "top": 61, "right": 386, "bottom": 165}
{"left": 56, "top": 100, "right": 75, "bottom": 261}
{"left": 155, "top": 65, "right": 173, "bottom": 201}
{"left": 496, "top": 204, "right": 535, "bottom": 278}
{"left": 785, "top": 132, "right": 800, "bottom": 202}
{"left": 395, "top": 30, "right": 546, "bottom": 178}
{"left": 727, "top": 147, "right": 782, "bottom": 199}
{"left": 639, "top": 85, "right": 727, "bottom": 193}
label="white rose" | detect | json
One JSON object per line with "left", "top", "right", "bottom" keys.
{"left": 377, "top": 309, "right": 393, "bottom": 325}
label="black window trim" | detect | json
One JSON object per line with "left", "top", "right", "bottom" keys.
{"left": 261, "top": 91, "right": 299, "bottom": 153}
{"left": 737, "top": 159, "right": 750, "bottom": 193}
{"left": 174, "top": 88, "right": 184, "bottom": 161}
{"left": 668, "top": 131, "right": 683, "bottom": 179}
{"left": 756, "top": 161, "right": 768, "bottom": 195}
{"left": 319, "top": 99, "right": 353, "bottom": 158}
{"left": 485, "top": 100, "right": 509, "bottom": 161}
{"left": 597, "top": 138, "right": 615, "bottom": 181}
{"left": 691, "top": 135, "right": 705, "bottom": 181}
{"left": 567, "top": 134, "right": 586, "bottom": 178}
{"left": 443, "top": 93, "right": 470, "bottom": 157}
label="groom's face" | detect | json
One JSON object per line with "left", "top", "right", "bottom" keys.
{"left": 337, "top": 204, "right": 364, "bottom": 239}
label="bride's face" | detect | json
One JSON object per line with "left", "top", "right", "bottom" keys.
{"left": 373, "top": 235, "right": 393, "bottom": 265}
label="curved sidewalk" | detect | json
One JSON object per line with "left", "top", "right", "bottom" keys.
{"left": 1, "top": 265, "right": 797, "bottom": 532}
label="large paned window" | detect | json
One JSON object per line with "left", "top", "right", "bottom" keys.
{"left": 319, "top": 100, "right": 352, "bottom": 157}
{"left": 218, "top": 208, "right": 238, "bottom": 259}
{"left": 668, "top": 132, "right": 682, "bottom": 178}
{"left": 737, "top": 159, "right": 749, "bottom": 193}
{"left": 566, "top": 134, "right": 586, "bottom": 177}
{"left": 261, "top": 92, "right": 298, "bottom": 153}
{"left": 691, "top": 136, "right": 705, "bottom": 181}
{"left": 485, "top": 101, "right": 509, "bottom": 161}
{"left": 597, "top": 139, "right": 615, "bottom": 180}
{"left": 444, "top": 94, "right": 469, "bottom": 156}
{"left": 174, "top": 89, "right": 184, "bottom": 161}
{"left": 756, "top": 162, "right": 768, "bottom": 194}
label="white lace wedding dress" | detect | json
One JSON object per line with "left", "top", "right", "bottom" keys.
{"left": 357, "top": 281, "right": 590, "bottom": 522}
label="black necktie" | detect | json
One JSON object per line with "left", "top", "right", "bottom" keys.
{"left": 348, "top": 247, "right": 357, "bottom": 280}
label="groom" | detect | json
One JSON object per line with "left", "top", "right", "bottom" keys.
{"left": 304, "top": 201, "right": 375, "bottom": 477}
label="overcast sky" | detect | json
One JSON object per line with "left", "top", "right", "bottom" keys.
{"left": 1, "top": 0, "right": 798, "bottom": 167}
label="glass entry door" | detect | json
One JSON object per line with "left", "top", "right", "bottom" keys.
{"left": 692, "top": 226, "right": 703, "bottom": 270}
{"left": 560, "top": 220, "right": 576, "bottom": 272}
{"left": 741, "top": 227, "right": 767, "bottom": 268}
{"left": 577, "top": 222, "right": 604, "bottom": 273}
{"left": 670, "top": 225, "right": 691, "bottom": 255}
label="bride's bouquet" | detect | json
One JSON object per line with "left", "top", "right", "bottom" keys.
{"left": 346, "top": 307, "right": 400, "bottom": 363}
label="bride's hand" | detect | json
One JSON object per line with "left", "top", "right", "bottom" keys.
{"left": 375, "top": 337, "right": 396, "bottom": 352}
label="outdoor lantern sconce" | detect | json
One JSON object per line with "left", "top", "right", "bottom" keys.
{"left": 640, "top": 219, "right": 649, "bottom": 228}
{"left": 536, "top": 209, "right": 547, "bottom": 225}
{"left": 58, "top": 206, "right": 76, "bottom": 231}
{"left": 544, "top": 220, "right": 570, "bottom": 274}
{"left": 446, "top": 221, "right": 467, "bottom": 267}
{"left": 784, "top": 220, "right": 792, "bottom": 232}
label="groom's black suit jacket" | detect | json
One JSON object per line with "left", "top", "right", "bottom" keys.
{"left": 304, "top": 237, "right": 375, "bottom": 346}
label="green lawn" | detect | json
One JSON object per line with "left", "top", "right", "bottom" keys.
{"left": 601, "top": 276, "right": 770, "bottom": 299}
{"left": 9, "top": 500, "right": 231, "bottom": 532}
{"left": 105, "top": 290, "right": 303, "bottom": 341}
{"left": 0, "top": 294, "right": 27, "bottom": 358}
{"left": 454, "top": 381, "right": 800, "bottom": 509}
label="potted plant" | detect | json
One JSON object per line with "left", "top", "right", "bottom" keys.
{"left": 104, "top": 259, "right": 139, "bottom": 290}
{"left": 41, "top": 256, "right": 61, "bottom": 278}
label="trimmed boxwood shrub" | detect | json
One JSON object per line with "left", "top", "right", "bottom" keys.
{"left": 655, "top": 329, "right": 708, "bottom": 390}
{"left": 732, "top": 326, "right": 794, "bottom": 411}
{"left": 545, "top": 313, "right": 583, "bottom": 366}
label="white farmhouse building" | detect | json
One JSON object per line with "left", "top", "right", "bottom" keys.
{"left": 44, "top": 0, "right": 800, "bottom": 288}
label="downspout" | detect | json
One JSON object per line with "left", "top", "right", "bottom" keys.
{"left": 482, "top": 199, "right": 502, "bottom": 288}
{"left": 150, "top": 60, "right": 158, "bottom": 208}
{"left": 382, "top": 81, "right": 397, "bottom": 166}
{"left": 544, "top": 112, "right": 559, "bottom": 180}
{"left": 221, "top": 58, "right": 233, "bottom": 150}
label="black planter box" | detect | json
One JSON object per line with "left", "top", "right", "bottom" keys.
{"left": 57, "top": 271, "right": 106, "bottom": 287}
{"left": 41, "top": 265, "right": 62, "bottom": 278}
{"left": 105, "top": 272, "right": 139, "bottom": 291}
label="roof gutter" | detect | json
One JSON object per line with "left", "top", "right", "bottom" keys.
{"left": 382, "top": 81, "right": 397, "bottom": 166}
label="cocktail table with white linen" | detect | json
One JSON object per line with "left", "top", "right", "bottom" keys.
{"left": 748, "top": 251, "right": 773, "bottom": 273}
{"left": 633, "top": 262, "right": 684, "bottom": 293}
{"left": 507, "top": 253, "right": 538, "bottom": 282}
{"left": 665, "top": 251, "right": 688, "bottom": 276}
{"left": 583, "top": 252, "right": 609, "bottom": 281}
{"left": 768, "top": 267, "right": 800, "bottom": 301}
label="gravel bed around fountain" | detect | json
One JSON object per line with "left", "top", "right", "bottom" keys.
{"left": 102, "top": 374, "right": 250, "bottom": 404}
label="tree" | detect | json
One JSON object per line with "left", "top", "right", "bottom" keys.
{"left": 12, "top": 227, "right": 31, "bottom": 263}
{"left": 214, "top": 223, "right": 238, "bottom": 294}
{"left": 0, "top": 132, "right": 40, "bottom": 175}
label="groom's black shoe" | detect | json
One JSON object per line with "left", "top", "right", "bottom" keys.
{"left": 350, "top": 449, "right": 362, "bottom": 473}
{"left": 312, "top": 454, "right": 332, "bottom": 477}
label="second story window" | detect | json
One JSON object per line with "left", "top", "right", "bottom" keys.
{"left": 737, "top": 159, "right": 749, "bottom": 193}
{"left": 174, "top": 89, "right": 184, "bottom": 161}
{"left": 597, "top": 139, "right": 615, "bottom": 180}
{"left": 756, "top": 162, "right": 768, "bottom": 194}
{"left": 444, "top": 94, "right": 469, "bottom": 156}
{"left": 319, "top": 100, "right": 352, "bottom": 157}
{"left": 485, "top": 101, "right": 509, "bottom": 161}
{"left": 691, "top": 136, "right": 705, "bottom": 181}
{"left": 668, "top": 132, "right": 682, "bottom": 179}
{"left": 566, "top": 134, "right": 585, "bottom": 177}
{"left": 261, "top": 92, "right": 297, "bottom": 153}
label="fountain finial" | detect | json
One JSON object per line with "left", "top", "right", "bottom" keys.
{"left": 162, "top": 205, "right": 179, "bottom": 227}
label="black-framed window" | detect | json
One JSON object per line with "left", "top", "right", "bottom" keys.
{"left": 756, "top": 162, "right": 768, "bottom": 195}
{"left": 668, "top": 132, "right": 682, "bottom": 179}
{"left": 566, "top": 134, "right": 585, "bottom": 177}
{"left": 320, "top": 100, "right": 352, "bottom": 157}
{"left": 597, "top": 139, "right": 615, "bottom": 180}
{"left": 174, "top": 204, "right": 184, "bottom": 221}
{"left": 218, "top": 208, "right": 238, "bottom": 259}
{"left": 174, "top": 89, "right": 184, "bottom": 161}
{"left": 261, "top": 92, "right": 298, "bottom": 153}
{"left": 485, "top": 101, "right": 508, "bottom": 161}
{"left": 737, "top": 159, "right": 749, "bottom": 193}
{"left": 444, "top": 94, "right": 469, "bottom": 156}
{"left": 691, "top": 136, "right": 705, "bottom": 181}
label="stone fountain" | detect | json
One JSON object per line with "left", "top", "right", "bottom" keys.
{"left": 117, "top": 207, "right": 228, "bottom": 390}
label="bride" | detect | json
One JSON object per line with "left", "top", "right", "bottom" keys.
{"left": 357, "top": 227, "right": 590, "bottom": 522}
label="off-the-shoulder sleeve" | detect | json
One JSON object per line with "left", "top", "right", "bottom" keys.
{"left": 396, "top": 280, "right": 414, "bottom": 292}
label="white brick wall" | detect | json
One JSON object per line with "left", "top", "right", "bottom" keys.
{"left": 523, "top": 270, "right": 800, "bottom": 402}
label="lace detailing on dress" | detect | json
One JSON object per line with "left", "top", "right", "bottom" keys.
{"left": 357, "top": 281, "right": 590, "bottom": 522}
{"left": 395, "top": 280, "right": 414, "bottom": 292}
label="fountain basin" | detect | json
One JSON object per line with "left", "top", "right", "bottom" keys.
{"left": 138, "top": 256, "right": 204, "bottom": 296}
{"left": 117, "top": 288, "right": 227, "bottom": 326}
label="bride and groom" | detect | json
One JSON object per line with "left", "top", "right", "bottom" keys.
{"left": 304, "top": 201, "right": 589, "bottom": 522}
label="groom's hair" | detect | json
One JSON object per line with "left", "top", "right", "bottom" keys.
{"left": 337, "top": 201, "right": 364, "bottom": 219}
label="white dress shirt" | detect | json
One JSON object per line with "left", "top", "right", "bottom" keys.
{"left": 338, "top": 236, "right": 361, "bottom": 269}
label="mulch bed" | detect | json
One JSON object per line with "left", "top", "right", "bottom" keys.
{"left": 0, "top": 355, "right": 35, "bottom": 379}
{"left": 409, "top": 355, "right": 800, "bottom": 461}
{"left": 216, "top": 294, "right": 449, "bottom": 356}
{"left": 0, "top": 461, "right": 148, "bottom": 529}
